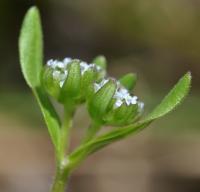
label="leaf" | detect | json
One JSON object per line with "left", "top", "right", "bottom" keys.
{"left": 33, "top": 87, "right": 61, "bottom": 154}
{"left": 119, "top": 73, "right": 137, "bottom": 90}
{"left": 143, "top": 72, "right": 192, "bottom": 122}
{"left": 68, "top": 121, "right": 147, "bottom": 170}
{"left": 68, "top": 72, "right": 191, "bottom": 170}
{"left": 19, "top": 6, "right": 43, "bottom": 88}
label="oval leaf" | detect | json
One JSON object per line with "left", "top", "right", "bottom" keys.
{"left": 19, "top": 6, "right": 43, "bottom": 88}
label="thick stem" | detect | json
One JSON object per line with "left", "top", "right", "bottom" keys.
{"left": 51, "top": 164, "right": 70, "bottom": 192}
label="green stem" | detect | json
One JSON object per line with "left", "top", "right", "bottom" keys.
{"left": 59, "top": 111, "right": 72, "bottom": 159}
{"left": 82, "top": 121, "right": 101, "bottom": 143}
{"left": 51, "top": 104, "right": 75, "bottom": 192}
{"left": 51, "top": 161, "right": 71, "bottom": 192}
{"left": 58, "top": 102, "right": 75, "bottom": 160}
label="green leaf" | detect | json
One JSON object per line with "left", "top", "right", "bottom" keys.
{"left": 68, "top": 121, "right": 146, "bottom": 170}
{"left": 19, "top": 6, "right": 43, "bottom": 88}
{"left": 119, "top": 73, "right": 137, "bottom": 90}
{"left": 68, "top": 72, "right": 191, "bottom": 170}
{"left": 143, "top": 72, "right": 192, "bottom": 122}
{"left": 33, "top": 87, "right": 61, "bottom": 154}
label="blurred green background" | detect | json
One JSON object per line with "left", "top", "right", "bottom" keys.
{"left": 0, "top": 0, "right": 199, "bottom": 192}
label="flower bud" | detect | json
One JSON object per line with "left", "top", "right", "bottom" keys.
{"left": 119, "top": 73, "right": 137, "bottom": 91}
{"left": 92, "top": 55, "right": 107, "bottom": 81}
{"left": 92, "top": 55, "right": 107, "bottom": 69}
{"left": 59, "top": 60, "right": 81, "bottom": 103}
{"left": 88, "top": 77, "right": 144, "bottom": 126}
{"left": 88, "top": 79, "right": 117, "bottom": 123}
{"left": 42, "top": 66, "right": 61, "bottom": 99}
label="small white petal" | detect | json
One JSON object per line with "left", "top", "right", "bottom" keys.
{"left": 64, "top": 70, "right": 68, "bottom": 75}
{"left": 94, "top": 83, "right": 101, "bottom": 92}
{"left": 100, "top": 79, "right": 109, "bottom": 87}
{"left": 57, "top": 61, "right": 65, "bottom": 68}
{"left": 89, "top": 64, "right": 95, "bottom": 68}
{"left": 114, "top": 99, "right": 123, "bottom": 108}
{"left": 59, "top": 73, "right": 67, "bottom": 80}
{"left": 94, "top": 79, "right": 109, "bottom": 93}
{"left": 47, "top": 59, "right": 53, "bottom": 66}
{"left": 130, "top": 96, "right": 138, "bottom": 105}
{"left": 96, "top": 65, "right": 101, "bottom": 71}
{"left": 63, "top": 58, "right": 72, "bottom": 64}
{"left": 120, "top": 88, "right": 129, "bottom": 95}
{"left": 59, "top": 80, "right": 65, "bottom": 87}
{"left": 53, "top": 70, "right": 61, "bottom": 79}
{"left": 80, "top": 62, "right": 90, "bottom": 74}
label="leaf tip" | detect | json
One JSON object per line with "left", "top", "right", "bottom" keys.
{"left": 27, "top": 6, "right": 39, "bottom": 14}
{"left": 182, "top": 71, "right": 192, "bottom": 93}
{"left": 186, "top": 71, "right": 192, "bottom": 81}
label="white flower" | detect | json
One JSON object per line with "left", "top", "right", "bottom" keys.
{"left": 113, "top": 82, "right": 139, "bottom": 108}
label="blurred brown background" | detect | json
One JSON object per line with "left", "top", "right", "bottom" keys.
{"left": 0, "top": 0, "right": 199, "bottom": 192}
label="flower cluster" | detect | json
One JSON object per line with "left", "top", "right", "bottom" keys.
{"left": 47, "top": 58, "right": 101, "bottom": 87}
{"left": 43, "top": 56, "right": 144, "bottom": 126}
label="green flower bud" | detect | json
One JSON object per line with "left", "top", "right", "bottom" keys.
{"left": 42, "top": 66, "right": 61, "bottom": 99}
{"left": 88, "top": 77, "right": 144, "bottom": 126}
{"left": 119, "top": 73, "right": 137, "bottom": 91}
{"left": 104, "top": 103, "right": 140, "bottom": 126}
{"left": 88, "top": 79, "right": 117, "bottom": 123}
{"left": 92, "top": 55, "right": 107, "bottom": 69}
{"left": 80, "top": 68, "right": 97, "bottom": 101}
{"left": 92, "top": 55, "right": 107, "bottom": 81}
{"left": 59, "top": 60, "right": 81, "bottom": 103}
